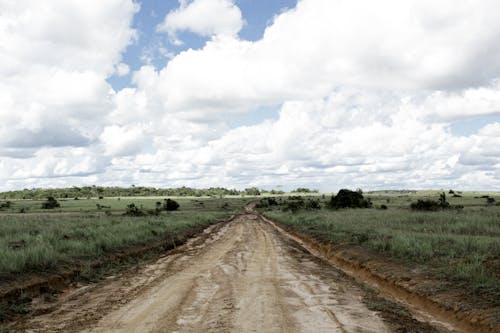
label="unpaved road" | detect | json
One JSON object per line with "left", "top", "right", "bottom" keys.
{"left": 16, "top": 213, "right": 446, "bottom": 333}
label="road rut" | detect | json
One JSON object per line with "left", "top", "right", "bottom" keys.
{"left": 19, "top": 214, "right": 392, "bottom": 332}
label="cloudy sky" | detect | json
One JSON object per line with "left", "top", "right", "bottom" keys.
{"left": 1, "top": 0, "right": 500, "bottom": 192}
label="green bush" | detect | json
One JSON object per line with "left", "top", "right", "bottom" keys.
{"left": 282, "top": 196, "right": 305, "bottom": 212}
{"left": 305, "top": 198, "right": 321, "bottom": 210}
{"left": 41, "top": 197, "right": 60, "bottom": 209}
{"left": 410, "top": 192, "right": 462, "bottom": 211}
{"left": 163, "top": 198, "right": 180, "bottom": 211}
{"left": 410, "top": 199, "right": 440, "bottom": 211}
{"left": 328, "top": 189, "right": 372, "bottom": 209}
{"left": 124, "top": 203, "right": 145, "bottom": 216}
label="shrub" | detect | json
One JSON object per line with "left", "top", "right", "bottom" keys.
{"left": 0, "top": 201, "right": 12, "bottom": 210}
{"left": 124, "top": 203, "right": 145, "bottom": 216}
{"left": 282, "top": 196, "right": 305, "bottom": 213}
{"left": 163, "top": 198, "right": 180, "bottom": 211}
{"left": 438, "top": 192, "right": 450, "bottom": 209}
{"left": 410, "top": 199, "right": 440, "bottom": 211}
{"left": 255, "top": 197, "right": 279, "bottom": 208}
{"left": 410, "top": 192, "right": 458, "bottom": 211}
{"left": 293, "top": 188, "right": 318, "bottom": 193}
{"left": 244, "top": 187, "right": 261, "bottom": 196}
{"left": 328, "top": 189, "right": 372, "bottom": 209}
{"left": 41, "top": 196, "right": 60, "bottom": 209}
{"left": 305, "top": 198, "right": 321, "bottom": 210}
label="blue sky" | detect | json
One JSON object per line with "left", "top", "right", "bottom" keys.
{"left": 108, "top": 0, "right": 297, "bottom": 90}
{"left": 1, "top": 0, "right": 500, "bottom": 191}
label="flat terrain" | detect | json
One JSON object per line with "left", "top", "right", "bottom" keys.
{"left": 10, "top": 211, "right": 460, "bottom": 333}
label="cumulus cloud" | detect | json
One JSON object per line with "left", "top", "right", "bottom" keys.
{"left": 157, "top": 0, "right": 244, "bottom": 45}
{"left": 0, "top": 0, "right": 138, "bottom": 155}
{"left": 2, "top": 0, "right": 500, "bottom": 191}
{"left": 136, "top": 0, "right": 500, "bottom": 118}
{"left": 100, "top": 125, "right": 147, "bottom": 157}
{"left": 115, "top": 63, "right": 130, "bottom": 77}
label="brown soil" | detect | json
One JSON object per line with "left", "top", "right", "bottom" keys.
{"left": 4, "top": 212, "right": 479, "bottom": 332}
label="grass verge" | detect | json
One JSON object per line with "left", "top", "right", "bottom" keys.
{"left": 264, "top": 207, "right": 500, "bottom": 297}
{"left": 0, "top": 211, "right": 230, "bottom": 279}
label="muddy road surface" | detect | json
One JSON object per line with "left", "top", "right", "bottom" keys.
{"left": 15, "top": 213, "right": 448, "bottom": 333}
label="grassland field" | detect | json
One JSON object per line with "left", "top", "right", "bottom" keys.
{"left": 260, "top": 191, "right": 500, "bottom": 300}
{"left": 0, "top": 190, "right": 499, "bottom": 296}
{"left": 0, "top": 197, "right": 251, "bottom": 280}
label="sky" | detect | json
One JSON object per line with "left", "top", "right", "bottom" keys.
{"left": 1, "top": 0, "right": 500, "bottom": 192}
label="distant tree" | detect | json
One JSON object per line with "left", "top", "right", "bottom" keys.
{"left": 0, "top": 201, "right": 12, "bottom": 210}
{"left": 124, "top": 203, "right": 145, "bottom": 216}
{"left": 163, "top": 198, "right": 179, "bottom": 211}
{"left": 486, "top": 197, "right": 496, "bottom": 205}
{"left": 328, "top": 189, "right": 372, "bottom": 209}
{"left": 305, "top": 198, "right": 321, "bottom": 210}
{"left": 293, "top": 187, "right": 319, "bottom": 193}
{"left": 41, "top": 196, "right": 60, "bottom": 209}
{"left": 410, "top": 192, "right": 456, "bottom": 211}
{"left": 410, "top": 199, "right": 440, "bottom": 211}
{"left": 244, "top": 187, "right": 261, "bottom": 196}
{"left": 438, "top": 192, "right": 450, "bottom": 209}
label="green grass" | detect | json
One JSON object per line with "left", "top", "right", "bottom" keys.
{"left": 0, "top": 196, "right": 250, "bottom": 214}
{"left": 0, "top": 197, "right": 250, "bottom": 278}
{"left": 265, "top": 207, "right": 500, "bottom": 296}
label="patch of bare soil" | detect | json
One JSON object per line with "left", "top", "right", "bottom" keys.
{"left": 259, "top": 213, "right": 499, "bottom": 333}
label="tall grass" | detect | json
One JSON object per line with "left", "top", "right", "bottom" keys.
{"left": 265, "top": 207, "right": 500, "bottom": 295}
{"left": 0, "top": 212, "right": 229, "bottom": 278}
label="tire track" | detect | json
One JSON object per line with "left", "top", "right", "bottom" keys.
{"left": 16, "top": 214, "right": 390, "bottom": 333}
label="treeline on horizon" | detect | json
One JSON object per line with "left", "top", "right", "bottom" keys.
{"left": 0, "top": 186, "right": 319, "bottom": 200}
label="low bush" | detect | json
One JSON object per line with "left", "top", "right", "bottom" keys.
{"left": 255, "top": 197, "right": 279, "bottom": 208}
{"left": 163, "top": 198, "right": 180, "bottom": 211}
{"left": 41, "top": 197, "right": 60, "bottom": 209}
{"left": 124, "top": 203, "right": 145, "bottom": 216}
{"left": 410, "top": 192, "right": 463, "bottom": 211}
{"left": 328, "top": 189, "right": 372, "bottom": 209}
{"left": 305, "top": 198, "right": 321, "bottom": 210}
{"left": 282, "top": 196, "right": 305, "bottom": 213}
{"left": 0, "top": 201, "right": 12, "bottom": 210}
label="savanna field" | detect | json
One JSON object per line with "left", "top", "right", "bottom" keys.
{"left": 1, "top": 188, "right": 499, "bottom": 332}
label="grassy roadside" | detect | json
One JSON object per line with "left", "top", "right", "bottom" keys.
{"left": 0, "top": 197, "right": 250, "bottom": 326}
{"left": 264, "top": 207, "right": 500, "bottom": 297}
{"left": 0, "top": 211, "right": 231, "bottom": 279}
{"left": 0, "top": 197, "right": 251, "bottom": 279}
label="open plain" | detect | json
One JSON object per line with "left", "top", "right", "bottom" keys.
{"left": 9, "top": 209, "right": 470, "bottom": 333}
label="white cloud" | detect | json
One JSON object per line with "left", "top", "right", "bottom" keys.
{"left": 135, "top": 0, "right": 500, "bottom": 119}
{"left": 0, "top": 0, "right": 138, "bottom": 153}
{"left": 2, "top": 0, "right": 500, "bottom": 191}
{"left": 478, "top": 123, "right": 500, "bottom": 137}
{"left": 157, "top": 0, "right": 243, "bottom": 44}
{"left": 100, "top": 125, "right": 147, "bottom": 156}
{"left": 115, "top": 63, "right": 130, "bottom": 76}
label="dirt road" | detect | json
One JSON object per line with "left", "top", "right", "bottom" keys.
{"left": 16, "top": 213, "right": 442, "bottom": 332}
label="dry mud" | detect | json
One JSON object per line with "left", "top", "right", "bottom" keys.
{"left": 13, "top": 213, "right": 459, "bottom": 333}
